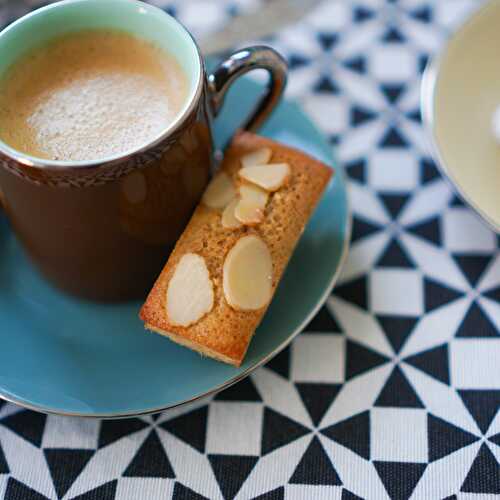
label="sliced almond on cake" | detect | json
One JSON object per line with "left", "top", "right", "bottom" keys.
{"left": 239, "top": 162, "right": 290, "bottom": 192}
{"left": 234, "top": 183, "right": 269, "bottom": 225}
{"left": 223, "top": 235, "right": 273, "bottom": 311}
{"left": 202, "top": 172, "right": 236, "bottom": 209}
{"left": 241, "top": 147, "right": 272, "bottom": 168}
{"left": 166, "top": 253, "right": 214, "bottom": 327}
{"left": 221, "top": 198, "right": 242, "bottom": 229}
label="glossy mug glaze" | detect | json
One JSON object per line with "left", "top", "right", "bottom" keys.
{"left": 0, "top": 0, "right": 287, "bottom": 301}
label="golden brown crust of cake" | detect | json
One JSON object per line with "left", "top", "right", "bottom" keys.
{"left": 140, "top": 131, "right": 333, "bottom": 366}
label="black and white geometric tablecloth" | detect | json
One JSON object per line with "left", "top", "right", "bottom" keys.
{"left": 1, "top": 1, "right": 499, "bottom": 499}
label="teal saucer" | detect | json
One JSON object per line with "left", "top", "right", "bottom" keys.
{"left": 0, "top": 77, "right": 350, "bottom": 417}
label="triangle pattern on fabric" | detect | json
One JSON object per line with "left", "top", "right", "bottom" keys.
{"left": 379, "top": 193, "right": 410, "bottom": 220}
{"left": 329, "top": 134, "right": 341, "bottom": 146}
{"left": 353, "top": 6, "right": 375, "bottom": 23}
{"left": 334, "top": 277, "right": 368, "bottom": 310}
{"left": 296, "top": 383, "right": 342, "bottom": 427}
{"left": 265, "top": 346, "right": 291, "bottom": 380}
{"left": 351, "top": 216, "right": 381, "bottom": 243}
{"left": 209, "top": 454, "right": 258, "bottom": 500}
{"left": 160, "top": 406, "right": 208, "bottom": 453}
{"left": 1, "top": 410, "right": 46, "bottom": 448}
{"left": 342, "top": 490, "right": 364, "bottom": 500}
{"left": 419, "top": 54, "right": 429, "bottom": 74}
{"left": 261, "top": 408, "right": 310, "bottom": 455}
{"left": 376, "top": 238, "right": 414, "bottom": 268}
{"left": 489, "top": 433, "right": 500, "bottom": 447}
{"left": 375, "top": 366, "right": 424, "bottom": 408}
{"left": 172, "top": 482, "right": 209, "bottom": 500}
{"left": 424, "top": 278, "right": 463, "bottom": 312}
{"left": 123, "top": 430, "right": 175, "bottom": 478}
{"left": 164, "top": 6, "right": 177, "bottom": 18}
{"left": 374, "top": 461, "right": 426, "bottom": 499}
{"left": 314, "top": 75, "right": 339, "bottom": 94}
{"left": 411, "top": 6, "right": 432, "bottom": 23}
{"left": 345, "top": 159, "right": 366, "bottom": 183}
{"left": 379, "top": 126, "right": 409, "bottom": 148}
{"left": 420, "top": 158, "right": 440, "bottom": 184}
{"left": 251, "top": 487, "right": 285, "bottom": 500}
{"left": 0, "top": 441, "right": 9, "bottom": 474}
{"left": 342, "top": 56, "right": 366, "bottom": 74}
{"left": 427, "top": 414, "right": 479, "bottom": 462}
{"left": 289, "top": 436, "right": 342, "bottom": 485}
{"left": 172, "top": 482, "right": 208, "bottom": 500}
{"left": 215, "top": 377, "right": 262, "bottom": 402}
{"left": 460, "top": 444, "right": 500, "bottom": 493}
{"left": 450, "top": 195, "right": 465, "bottom": 207}
{"left": 380, "top": 84, "right": 406, "bottom": 104}
{"left": 381, "top": 26, "right": 406, "bottom": 43}
{"left": 453, "top": 255, "right": 492, "bottom": 287}
{"left": 406, "top": 109, "right": 421, "bottom": 124}
{"left": 288, "top": 54, "right": 310, "bottom": 69}
{"left": 406, "top": 217, "right": 441, "bottom": 246}
{"left": 455, "top": 303, "right": 498, "bottom": 338}
{"left": 350, "top": 106, "right": 377, "bottom": 127}
{"left": 44, "top": 448, "right": 94, "bottom": 499}
{"left": 458, "top": 390, "right": 500, "bottom": 435}
{"left": 404, "top": 344, "right": 450, "bottom": 385}
{"left": 4, "top": 478, "right": 50, "bottom": 500}
{"left": 98, "top": 418, "right": 149, "bottom": 449}
{"left": 252, "top": 486, "right": 285, "bottom": 500}
{"left": 304, "top": 306, "right": 342, "bottom": 333}
{"left": 321, "top": 411, "right": 370, "bottom": 459}
{"left": 318, "top": 32, "right": 339, "bottom": 51}
{"left": 345, "top": 340, "right": 389, "bottom": 380}
{"left": 376, "top": 315, "right": 418, "bottom": 354}
{"left": 70, "top": 480, "right": 118, "bottom": 500}
{"left": 484, "top": 285, "right": 500, "bottom": 303}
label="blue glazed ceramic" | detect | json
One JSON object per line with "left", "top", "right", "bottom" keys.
{"left": 0, "top": 76, "right": 350, "bottom": 417}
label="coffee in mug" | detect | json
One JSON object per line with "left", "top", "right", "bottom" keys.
{"left": 0, "top": 29, "right": 189, "bottom": 162}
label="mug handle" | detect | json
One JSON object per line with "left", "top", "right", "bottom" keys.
{"left": 208, "top": 46, "right": 288, "bottom": 132}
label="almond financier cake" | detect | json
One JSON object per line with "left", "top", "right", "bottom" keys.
{"left": 140, "top": 131, "right": 333, "bottom": 366}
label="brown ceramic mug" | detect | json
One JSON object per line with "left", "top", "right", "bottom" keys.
{"left": 0, "top": 0, "right": 287, "bottom": 301}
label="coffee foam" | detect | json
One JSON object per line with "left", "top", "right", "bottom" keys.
{"left": 0, "top": 30, "right": 188, "bottom": 161}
